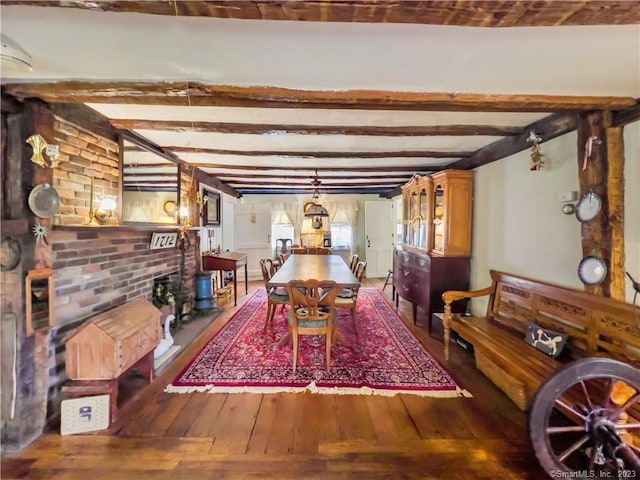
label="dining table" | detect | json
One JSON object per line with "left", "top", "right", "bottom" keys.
{"left": 267, "top": 254, "right": 360, "bottom": 347}
{"left": 267, "top": 254, "right": 360, "bottom": 289}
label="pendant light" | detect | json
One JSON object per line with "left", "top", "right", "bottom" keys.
{"left": 303, "top": 171, "right": 329, "bottom": 229}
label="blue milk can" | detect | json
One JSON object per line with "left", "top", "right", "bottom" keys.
{"left": 195, "top": 272, "right": 215, "bottom": 310}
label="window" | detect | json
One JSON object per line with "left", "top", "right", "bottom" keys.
{"left": 330, "top": 223, "right": 351, "bottom": 249}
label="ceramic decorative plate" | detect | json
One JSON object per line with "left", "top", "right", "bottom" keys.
{"left": 578, "top": 256, "right": 607, "bottom": 285}
{"left": 28, "top": 183, "right": 61, "bottom": 218}
{"left": 575, "top": 191, "right": 602, "bottom": 223}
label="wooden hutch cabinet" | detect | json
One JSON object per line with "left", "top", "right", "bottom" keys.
{"left": 394, "top": 170, "right": 473, "bottom": 331}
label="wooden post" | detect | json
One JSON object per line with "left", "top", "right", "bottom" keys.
{"left": 606, "top": 127, "right": 626, "bottom": 301}
{"left": 576, "top": 111, "right": 625, "bottom": 298}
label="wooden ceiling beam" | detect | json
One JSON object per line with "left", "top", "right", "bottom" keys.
{"left": 612, "top": 102, "right": 640, "bottom": 127}
{"left": 168, "top": 146, "right": 469, "bottom": 159}
{"left": 200, "top": 164, "right": 439, "bottom": 173}
{"left": 447, "top": 113, "right": 578, "bottom": 170}
{"left": 236, "top": 188, "right": 393, "bottom": 195}
{"left": 5, "top": 1, "right": 639, "bottom": 26}
{"left": 5, "top": 82, "right": 636, "bottom": 112}
{"left": 228, "top": 180, "right": 402, "bottom": 187}
{"left": 215, "top": 173, "right": 414, "bottom": 180}
{"left": 110, "top": 119, "right": 522, "bottom": 137}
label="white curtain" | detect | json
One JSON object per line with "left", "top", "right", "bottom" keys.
{"left": 325, "top": 201, "right": 359, "bottom": 253}
{"left": 283, "top": 202, "right": 304, "bottom": 245}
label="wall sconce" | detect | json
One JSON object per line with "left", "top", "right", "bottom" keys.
{"left": 179, "top": 199, "right": 190, "bottom": 226}
{"left": 95, "top": 197, "right": 117, "bottom": 223}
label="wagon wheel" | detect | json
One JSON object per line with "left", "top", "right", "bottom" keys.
{"left": 529, "top": 358, "right": 640, "bottom": 477}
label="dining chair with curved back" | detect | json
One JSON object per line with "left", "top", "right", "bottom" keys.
{"left": 349, "top": 254, "right": 359, "bottom": 274}
{"left": 335, "top": 261, "right": 367, "bottom": 338}
{"left": 286, "top": 279, "right": 341, "bottom": 372}
{"left": 271, "top": 253, "right": 286, "bottom": 273}
{"left": 259, "top": 259, "right": 289, "bottom": 329}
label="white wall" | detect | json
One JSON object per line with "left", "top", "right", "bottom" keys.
{"left": 237, "top": 193, "right": 390, "bottom": 261}
{"left": 471, "top": 122, "right": 640, "bottom": 313}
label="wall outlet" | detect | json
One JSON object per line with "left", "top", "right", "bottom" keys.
{"left": 557, "top": 191, "right": 578, "bottom": 202}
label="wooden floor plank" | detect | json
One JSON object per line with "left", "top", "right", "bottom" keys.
{"left": 265, "top": 393, "right": 297, "bottom": 454}
{"left": 164, "top": 392, "right": 212, "bottom": 437}
{"left": 244, "top": 393, "right": 279, "bottom": 454}
{"left": 144, "top": 393, "right": 193, "bottom": 437}
{"left": 334, "top": 394, "right": 377, "bottom": 440}
{"left": 184, "top": 393, "right": 228, "bottom": 437}
{"left": 209, "top": 393, "right": 262, "bottom": 454}
{"left": 365, "top": 394, "right": 422, "bottom": 442}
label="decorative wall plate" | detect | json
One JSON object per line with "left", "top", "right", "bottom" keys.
{"left": 0, "top": 237, "right": 21, "bottom": 271}
{"left": 575, "top": 191, "right": 602, "bottom": 223}
{"left": 578, "top": 256, "right": 607, "bottom": 285}
{"left": 28, "top": 183, "right": 60, "bottom": 218}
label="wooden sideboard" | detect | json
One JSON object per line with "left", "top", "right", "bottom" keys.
{"left": 393, "top": 246, "right": 469, "bottom": 330}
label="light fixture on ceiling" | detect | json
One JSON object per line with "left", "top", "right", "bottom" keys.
{"left": 303, "top": 170, "right": 329, "bottom": 230}
{"left": 1, "top": 35, "right": 33, "bottom": 72}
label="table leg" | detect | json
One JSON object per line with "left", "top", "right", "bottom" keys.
{"left": 244, "top": 263, "right": 248, "bottom": 295}
{"left": 233, "top": 269, "right": 238, "bottom": 306}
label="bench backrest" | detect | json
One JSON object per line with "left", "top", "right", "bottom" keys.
{"left": 486, "top": 270, "right": 640, "bottom": 366}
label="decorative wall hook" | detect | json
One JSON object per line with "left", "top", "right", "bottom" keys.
{"left": 26, "top": 134, "right": 48, "bottom": 168}
{"left": 582, "top": 136, "right": 602, "bottom": 171}
{"left": 527, "top": 130, "right": 544, "bottom": 171}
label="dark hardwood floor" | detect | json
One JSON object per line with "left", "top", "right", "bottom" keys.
{"left": 1, "top": 277, "right": 547, "bottom": 479}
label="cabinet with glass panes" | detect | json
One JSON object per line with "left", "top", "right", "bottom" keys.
{"left": 400, "top": 170, "right": 472, "bottom": 256}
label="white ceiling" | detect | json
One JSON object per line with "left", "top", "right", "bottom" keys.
{"left": 2, "top": 5, "right": 639, "bottom": 196}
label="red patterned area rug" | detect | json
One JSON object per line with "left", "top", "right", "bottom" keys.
{"left": 166, "top": 288, "right": 471, "bottom": 397}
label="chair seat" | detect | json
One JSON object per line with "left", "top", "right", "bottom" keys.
{"left": 338, "top": 288, "right": 354, "bottom": 299}
{"left": 269, "top": 292, "right": 289, "bottom": 302}
{"left": 335, "top": 296, "right": 354, "bottom": 307}
{"left": 288, "top": 310, "right": 330, "bottom": 329}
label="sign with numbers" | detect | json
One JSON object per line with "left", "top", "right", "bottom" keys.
{"left": 149, "top": 232, "right": 178, "bottom": 250}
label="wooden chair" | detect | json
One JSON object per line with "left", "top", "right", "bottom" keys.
{"left": 272, "top": 253, "right": 286, "bottom": 273}
{"left": 275, "top": 238, "right": 293, "bottom": 255}
{"left": 349, "top": 254, "right": 359, "bottom": 273}
{"left": 286, "top": 279, "right": 341, "bottom": 372}
{"left": 291, "top": 247, "right": 307, "bottom": 254}
{"left": 335, "top": 261, "right": 367, "bottom": 337}
{"left": 316, "top": 247, "right": 331, "bottom": 255}
{"left": 259, "top": 259, "right": 289, "bottom": 328}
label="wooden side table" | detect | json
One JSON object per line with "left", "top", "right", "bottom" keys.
{"left": 201, "top": 252, "right": 248, "bottom": 306}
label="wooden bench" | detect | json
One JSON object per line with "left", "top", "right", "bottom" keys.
{"left": 442, "top": 270, "right": 640, "bottom": 411}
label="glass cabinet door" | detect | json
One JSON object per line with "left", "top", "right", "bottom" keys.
{"left": 432, "top": 184, "right": 445, "bottom": 252}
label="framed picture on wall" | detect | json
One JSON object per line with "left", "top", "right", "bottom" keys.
{"left": 202, "top": 189, "right": 221, "bottom": 226}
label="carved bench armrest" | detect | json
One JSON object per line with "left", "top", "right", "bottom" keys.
{"left": 442, "top": 286, "right": 493, "bottom": 361}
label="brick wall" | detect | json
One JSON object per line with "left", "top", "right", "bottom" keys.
{"left": 47, "top": 228, "right": 196, "bottom": 419}
{"left": 51, "top": 117, "right": 120, "bottom": 226}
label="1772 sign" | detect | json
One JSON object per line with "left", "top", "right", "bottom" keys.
{"left": 149, "top": 232, "right": 178, "bottom": 250}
